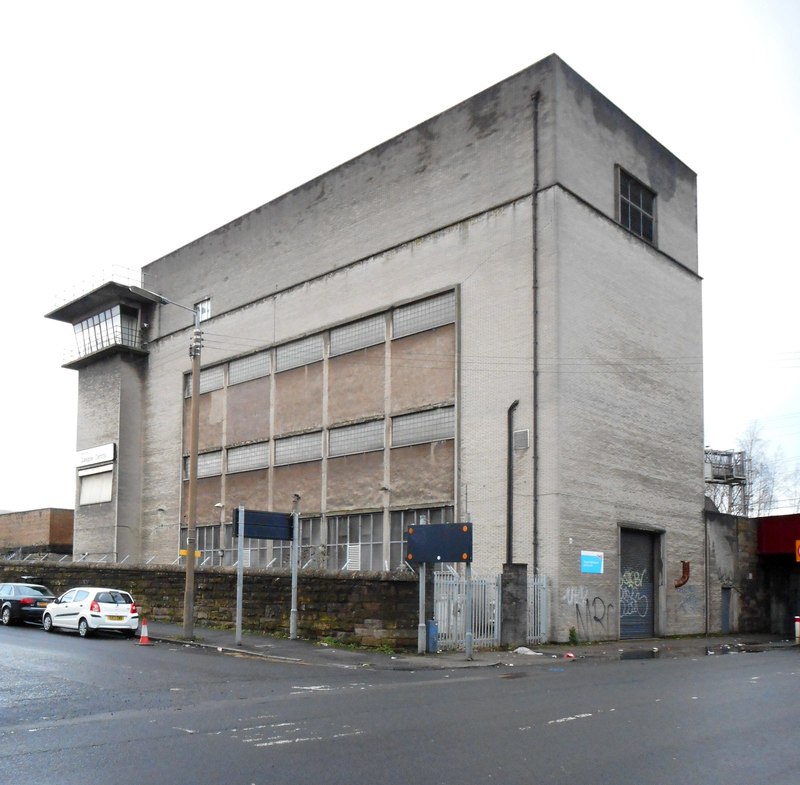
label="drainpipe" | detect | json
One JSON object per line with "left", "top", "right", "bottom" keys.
{"left": 507, "top": 399, "right": 520, "bottom": 564}
{"left": 531, "top": 90, "right": 541, "bottom": 574}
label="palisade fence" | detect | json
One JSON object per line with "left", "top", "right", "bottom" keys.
{"left": 434, "top": 572, "right": 501, "bottom": 650}
{"left": 434, "top": 571, "right": 550, "bottom": 650}
{"left": 527, "top": 573, "right": 549, "bottom": 645}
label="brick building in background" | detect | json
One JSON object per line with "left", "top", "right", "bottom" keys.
{"left": 0, "top": 509, "right": 73, "bottom": 557}
{"left": 46, "top": 55, "right": 703, "bottom": 641}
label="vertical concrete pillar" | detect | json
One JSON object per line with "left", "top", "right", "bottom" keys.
{"left": 501, "top": 563, "right": 528, "bottom": 648}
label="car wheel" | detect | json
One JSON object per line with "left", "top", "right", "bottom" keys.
{"left": 1, "top": 606, "right": 13, "bottom": 626}
{"left": 78, "top": 618, "right": 93, "bottom": 638}
{"left": 42, "top": 614, "right": 54, "bottom": 632}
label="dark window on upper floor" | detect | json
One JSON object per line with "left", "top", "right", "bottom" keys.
{"left": 618, "top": 169, "right": 655, "bottom": 244}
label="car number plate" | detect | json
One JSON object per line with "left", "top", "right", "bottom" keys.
{"left": 36, "top": 601, "right": 48, "bottom": 607}
{"left": 106, "top": 615, "right": 124, "bottom": 621}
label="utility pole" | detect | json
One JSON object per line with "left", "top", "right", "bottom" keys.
{"left": 129, "top": 285, "right": 202, "bottom": 639}
{"left": 183, "top": 316, "right": 202, "bottom": 639}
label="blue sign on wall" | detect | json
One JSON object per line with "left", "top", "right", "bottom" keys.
{"left": 580, "top": 550, "right": 604, "bottom": 574}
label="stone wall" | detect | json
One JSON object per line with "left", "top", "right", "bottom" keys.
{"left": 0, "top": 561, "right": 419, "bottom": 648}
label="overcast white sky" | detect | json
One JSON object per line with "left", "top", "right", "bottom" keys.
{"left": 2, "top": 0, "right": 798, "bottom": 512}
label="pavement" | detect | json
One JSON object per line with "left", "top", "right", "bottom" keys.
{"left": 139, "top": 620, "right": 799, "bottom": 671}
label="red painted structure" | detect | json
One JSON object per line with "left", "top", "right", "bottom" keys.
{"left": 758, "top": 513, "right": 800, "bottom": 555}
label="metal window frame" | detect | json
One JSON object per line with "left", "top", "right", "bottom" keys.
{"left": 617, "top": 167, "right": 656, "bottom": 244}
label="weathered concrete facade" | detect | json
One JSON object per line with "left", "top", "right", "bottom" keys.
{"left": 48, "top": 55, "right": 703, "bottom": 641}
{"left": 705, "top": 511, "right": 767, "bottom": 633}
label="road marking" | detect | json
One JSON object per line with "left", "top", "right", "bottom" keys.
{"left": 547, "top": 713, "right": 593, "bottom": 725}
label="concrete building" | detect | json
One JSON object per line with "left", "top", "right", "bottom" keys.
{"left": 47, "top": 55, "right": 704, "bottom": 641}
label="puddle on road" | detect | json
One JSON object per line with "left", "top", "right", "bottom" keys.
{"left": 619, "top": 649, "right": 660, "bottom": 661}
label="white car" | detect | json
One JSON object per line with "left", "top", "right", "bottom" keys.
{"left": 42, "top": 587, "right": 139, "bottom": 638}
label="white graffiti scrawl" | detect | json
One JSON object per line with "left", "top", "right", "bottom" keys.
{"left": 620, "top": 568, "right": 649, "bottom": 618}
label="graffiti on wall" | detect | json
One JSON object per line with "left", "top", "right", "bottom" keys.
{"left": 675, "top": 584, "right": 701, "bottom": 614}
{"left": 620, "top": 568, "right": 649, "bottom": 618}
{"left": 562, "top": 585, "right": 615, "bottom": 639}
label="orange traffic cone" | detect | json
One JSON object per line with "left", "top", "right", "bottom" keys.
{"left": 137, "top": 618, "right": 154, "bottom": 646}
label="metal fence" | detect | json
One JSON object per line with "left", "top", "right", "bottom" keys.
{"left": 434, "top": 572, "right": 501, "bottom": 650}
{"left": 527, "top": 574, "right": 549, "bottom": 644}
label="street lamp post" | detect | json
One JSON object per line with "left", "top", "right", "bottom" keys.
{"left": 130, "top": 285, "right": 202, "bottom": 639}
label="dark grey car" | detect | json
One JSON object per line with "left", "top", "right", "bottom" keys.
{"left": 0, "top": 582, "right": 56, "bottom": 626}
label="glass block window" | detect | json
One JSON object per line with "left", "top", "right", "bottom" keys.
{"left": 330, "top": 315, "right": 385, "bottom": 357}
{"left": 276, "top": 335, "right": 324, "bottom": 372}
{"left": 227, "top": 442, "right": 269, "bottom": 473}
{"left": 392, "top": 292, "right": 455, "bottom": 339}
{"left": 327, "top": 512, "right": 384, "bottom": 571}
{"left": 392, "top": 407, "right": 455, "bottom": 447}
{"left": 229, "top": 352, "right": 271, "bottom": 385}
{"left": 619, "top": 169, "right": 656, "bottom": 244}
{"left": 274, "top": 432, "right": 322, "bottom": 465}
{"left": 329, "top": 420, "right": 384, "bottom": 457}
{"left": 185, "top": 365, "right": 225, "bottom": 397}
{"left": 389, "top": 506, "right": 454, "bottom": 569}
{"left": 188, "top": 450, "right": 222, "bottom": 478}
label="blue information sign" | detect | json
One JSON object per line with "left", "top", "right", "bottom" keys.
{"left": 232, "top": 508, "right": 293, "bottom": 541}
{"left": 406, "top": 523, "right": 472, "bottom": 564}
{"left": 580, "top": 550, "right": 604, "bottom": 574}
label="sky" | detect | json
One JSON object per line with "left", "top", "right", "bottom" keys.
{"left": 1, "top": 0, "right": 799, "bottom": 513}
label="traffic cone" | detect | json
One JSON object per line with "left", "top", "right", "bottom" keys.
{"left": 137, "top": 618, "right": 154, "bottom": 646}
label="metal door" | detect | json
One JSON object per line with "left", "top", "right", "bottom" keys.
{"left": 620, "top": 529, "right": 655, "bottom": 639}
{"left": 721, "top": 587, "right": 731, "bottom": 634}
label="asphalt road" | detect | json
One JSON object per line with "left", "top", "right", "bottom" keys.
{"left": 2, "top": 624, "right": 799, "bottom": 785}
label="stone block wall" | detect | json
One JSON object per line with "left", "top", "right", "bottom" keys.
{"left": 0, "top": 561, "right": 419, "bottom": 649}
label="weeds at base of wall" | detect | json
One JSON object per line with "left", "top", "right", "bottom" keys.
{"left": 319, "top": 635, "right": 395, "bottom": 655}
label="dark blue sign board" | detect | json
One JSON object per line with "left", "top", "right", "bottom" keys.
{"left": 406, "top": 523, "right": 472, "bottom": 564}
{"left": 232, "top": 508, "right": 293, "bottom": 541}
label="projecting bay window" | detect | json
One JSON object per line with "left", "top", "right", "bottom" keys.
{"left": 618, "top": 169, "right": 656, "bottom": 244}
{"left": 73, "top": 305, "right": 141, "bottom": 358}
